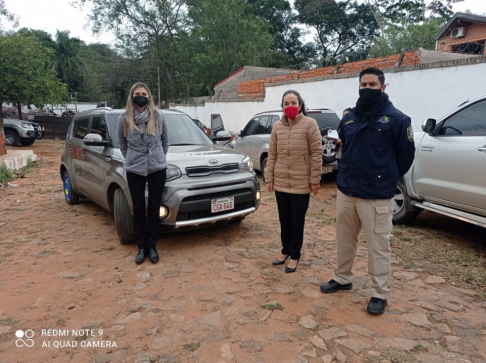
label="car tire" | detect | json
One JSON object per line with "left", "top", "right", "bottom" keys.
{"left": 5, "top": 130, "right": 20, "bottom": 146}
{"left": 261, "top": 157, "right": 268, "bottom": 183}
{"left": 320, "top": 128, "right": 337, "bottom": 164}
{"left": 393, "top": 179, "right": 420, "bottom": 225}
{"left": 20, "top": 139, "right": 35, "bottom": 146}
{"left": 113, "top": 188, "right": 135, "bottom": 244}
{"left": 322, "top": 170, "right": 337, "bottom": 182}
{"left": 63, "top": 171, "right": 80, "bottom": 205}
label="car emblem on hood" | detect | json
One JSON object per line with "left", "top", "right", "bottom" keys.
{"left": 209, "top": 159, "right": 218, "bottom": 164}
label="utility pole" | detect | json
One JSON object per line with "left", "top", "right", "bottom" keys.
{"left": 157, "top": 66, "right": 161, "bottom": 108}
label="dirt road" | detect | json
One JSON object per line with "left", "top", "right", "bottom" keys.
{"left": 1, "top": 141, "right": 485, "bottom": 363}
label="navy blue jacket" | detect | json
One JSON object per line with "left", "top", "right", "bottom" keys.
{"left": 337, "top": 100, "right": 415, "bottom": 199}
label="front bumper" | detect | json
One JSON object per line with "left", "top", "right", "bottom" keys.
{"left": 322, "top": 160, "right": 338, "bottom": 174}
{"left": 25, "top": 130, "right": 45, "bottom": 140}
{"left": 157, "top": 172, "right": 260, "bottom": 230}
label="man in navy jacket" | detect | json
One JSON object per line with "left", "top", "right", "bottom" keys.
{"left": 320, "top": 67, "right": 415, "bottom": 314}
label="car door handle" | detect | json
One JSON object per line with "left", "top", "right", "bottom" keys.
{"left": 263, "top": 138, "right": 268, "bottom": 142}
{"left": 105, "top": 156, "right": 112, "bottom": 161}
{"left": 478, "top": 147, "right": 486, "bottom": 153}
{"left": 81, "top": 152, "right": 87, "bottom": 159}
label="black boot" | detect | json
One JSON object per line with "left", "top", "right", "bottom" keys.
{"left": 367, "top": 297, "right": 387, "bottom": 314}
{"left": 320, "top": 279, "right": 353, "bottom": 293}
{"left": 149, "top": 248, "right": 159, "bottom": 264}
{"left": 135, "top": 249, "right": 146, "bottom": 265}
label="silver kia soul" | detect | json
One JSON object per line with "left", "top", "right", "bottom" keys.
{"left": 60, "top": 107, "right": 261, "bottom": 244}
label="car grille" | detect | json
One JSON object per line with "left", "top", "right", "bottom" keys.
{"left": 33, "top": 124, "right": 41, "bottom": 131}
{"left": 176, "top": 188, "right": 254, "bottom": 222}
{"left": 186, "top": 163, "right": 239, "bottom": 177}
{"left": 176, "top": 201, "right": 254, "bottom": 222}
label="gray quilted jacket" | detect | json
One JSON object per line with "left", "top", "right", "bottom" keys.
{"left": 117, "top": 111, "right": 170, "bottom": 176}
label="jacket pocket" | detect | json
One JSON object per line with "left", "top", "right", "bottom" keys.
{"left": 369, "top": 123, "right": 392, "bottom": 146}
{"left": 374, "top": 204, "right": 392, "bottom": 234}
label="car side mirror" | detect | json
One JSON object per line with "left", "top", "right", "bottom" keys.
{"left": 213, "top": 130, "right": 231, "bottom": 142}
{"left": 83, "top": 133, "right": 109, "bottom": 147}
{"left": 238, "top": 130, "right": 243, "bottom": 137}
{"left": 423, "top": 118, "right": 436, "bottom": 134}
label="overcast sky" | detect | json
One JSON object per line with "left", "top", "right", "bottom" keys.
{"left": 2, "top": 0, "right": 486, "bottom": 45}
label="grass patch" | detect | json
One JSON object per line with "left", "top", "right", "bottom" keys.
{"left": 183, "top": 342, "right": 200, "bottom": 352}
{"left": 383, "top": 348, "right": 416, "bottom": 363}
{"left": 392, "top": 228, "right": 486, "bottom": 297}
{"left": 260, "top": 302, "right": 284, "bottom": 311}
{"left": 0, "top": 163, "right": 14, "bottom": 184}
{"left": 0, "top": 318, "right": 18, "bottom": 326}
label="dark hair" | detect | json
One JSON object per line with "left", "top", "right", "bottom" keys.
{"left": 281, "top": 90, "right": 307, "bottom": 116}
{"left": 343, "top": 107, "right": 352, "bottom": 113}
{"left": 359, "top": 67, "right": 385, "bottom": 86}
{"left": 97, "top": 102, "right": 106, "bottom": 108}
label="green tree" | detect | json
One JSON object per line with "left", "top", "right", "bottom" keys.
{"left": 295, "top": 0, "right": 379, "bottom": 66}
{"left": 246, "top": 0, "right": 315, "bottom": 69}
{"left": 0, "top": 33, "right": 69, "bottom": 119}
{"left": 0, "top": 0, "right": 18, "bottom": 32}
{"left": 53, "top": 31, "right": 85, "bottom": 94}
{"left": 369, "top": 18, "right": 444, "bottom": 57}
{"left": 187, "top": 0, "right": 273, "bottom": 95}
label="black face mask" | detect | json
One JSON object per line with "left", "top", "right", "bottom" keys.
{"left": 359, "top": 88, "right": 382, "bottom": 104}
{"left": 133, "top": 95, "right": 149, "bottom": 107}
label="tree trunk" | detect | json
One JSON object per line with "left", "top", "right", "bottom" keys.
{"left": 17, "top": 103, "right": 23, "bottom": 120}
{"left": 0, "top": 97, "right": 4, "bottom": 135}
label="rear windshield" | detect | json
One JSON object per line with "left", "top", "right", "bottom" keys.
{"left": 307, "top": 112, "right": 340, "bottom": 130}
{"left": 107, "top": 112, "right": 213, "bottom": 148}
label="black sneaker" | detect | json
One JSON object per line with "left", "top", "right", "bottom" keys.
{"left": 367, "top": 297, "right": 387, "bottom": 314}
{"left": 320, "top": 279, "right": 353, "bottom": 293}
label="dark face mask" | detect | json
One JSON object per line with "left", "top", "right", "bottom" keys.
{"left": 359, "top": 88, "right": 382, "bottom": 104}
{"left": 133, "top": 95, "right": 149, "bottom": 107}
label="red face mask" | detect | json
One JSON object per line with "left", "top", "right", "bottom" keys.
{"left": 284, "top": 106, "right": 300, "bottom": 119}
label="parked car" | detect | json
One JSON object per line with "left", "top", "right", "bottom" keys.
{"left": 229, "top": 108, "right": 341, "bottom": 181}
{"left": 60, "top": 107, "right": 261, "bottom": 244}
{"left": 393, "top": 95, "right": 486, "bottom": 228}
{"left": 3, "top": 118, "right": 45, "bottom": 146}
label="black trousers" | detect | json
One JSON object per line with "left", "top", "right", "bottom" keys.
{"left": 126, "top": 169, "right": 166, "bottom": 250}
{"left": 275, "top": 191, "right": 310, "bottom": 260}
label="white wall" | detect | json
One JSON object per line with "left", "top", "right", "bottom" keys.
{"left": 171, "top": 62, "right": 486, "bottom": 132}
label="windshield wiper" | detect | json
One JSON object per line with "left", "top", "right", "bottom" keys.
{"left": 170, "top": 143, "right": 197, "bottom": 146}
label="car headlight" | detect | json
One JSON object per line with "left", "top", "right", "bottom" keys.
{"left": 21, "top": 123, "right": 33, "bottom": 129}
{"left": 241, "top": 156, "right": 253, "bottom": 172}
{"left": 166, "top": 164, "right": 182, "bottom": 181}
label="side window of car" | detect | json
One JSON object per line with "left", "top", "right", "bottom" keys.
{"left": 268, "top": 115, "right": 280, "bottom": 134}
{"left": 255, "top": 116, "right": 270, "bottom": 135}
{"left": 242, "top": 118, "right": 259, "bottom": 136}
{"left": 438, "top": 100, "right": 486, "bottom": 136}
{"left": 73, "top": 118, "right": 90, "bottom": 140}
{"left": 89, "top": 116, "right": 108, "bottom": 141}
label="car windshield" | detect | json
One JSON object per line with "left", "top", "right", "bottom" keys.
{"left": 307, "top": 112, "right": 340, "bottom": 130}
{"left": 107, "top": 112, "right": 213, "bottom": 148}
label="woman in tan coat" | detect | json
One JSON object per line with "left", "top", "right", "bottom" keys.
{"left": 265, "top": 90, "right": 323, "bottom": 273}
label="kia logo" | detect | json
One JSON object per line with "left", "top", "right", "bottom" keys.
{"left": 209, "top": 159, "right": 218, "bottom": 164}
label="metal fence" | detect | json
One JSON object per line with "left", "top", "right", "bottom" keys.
{"left": 33, "top": 116, "right": 71, "bottom": 140}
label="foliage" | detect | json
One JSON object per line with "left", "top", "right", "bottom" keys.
{"left": 295, "top": 0, "right": 379, "bottom": 66}
{"left": 369, "top": 18, "right": 445, "bottom": 57}
{"left": 0, "top": 33, "right": 69, "bottom": 111}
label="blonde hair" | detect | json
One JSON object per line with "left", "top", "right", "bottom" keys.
{"left": 123, "top": 82, "right": 160, "bottom": 137}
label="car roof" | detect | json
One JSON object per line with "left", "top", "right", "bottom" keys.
{"left": 72, "top": 107, "right": 186, "bottom": 119}
{"left": 255, "top": 108, "right": 336, "bottom": 116}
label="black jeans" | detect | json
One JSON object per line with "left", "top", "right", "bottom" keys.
{"left": 126, "top": 169, "right": 166, "bottom": 251}
{"left": 275, "top": 191, "right": 310, "bottom": 260}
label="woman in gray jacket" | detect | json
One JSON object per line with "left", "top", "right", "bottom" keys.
{"left": 117, "top": 82, "right": 169, "bottom": 265}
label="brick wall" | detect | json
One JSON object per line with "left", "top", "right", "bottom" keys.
{"left": 0, "top": 132, "right": 6, "bottom": 156}
{"left": 237, "top": 51, "right": 420, "bottom": 98}
{"left": 437, "top": 22, "right": 486, "bottom": 55}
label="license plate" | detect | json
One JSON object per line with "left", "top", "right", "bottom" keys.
{"left": 322, "top": 166, "right": 333, "bottom": 173}
{"left": 211, "top": 197, "right": 234, "bottom": 213}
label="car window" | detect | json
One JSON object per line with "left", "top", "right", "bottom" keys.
{"left": 255, "top": 116, "right": 270, "bottom": 135}
{"left": 73, "top": 118, "right": 90, "bottom": 140}
{"left": 268, "top": 115, "right": 280, "bottom": 134}
{"left": 242, "top": 118, "right": 259, "bottom": 136}
{"left": 438, "top": 100, "right": 486, "bottom": 136}
{"left": 89, "top": 116, "right": 108, "bottom": 141}
{"left": 307, "top": 112, "right": 340, "bottom": 130}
